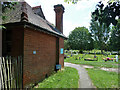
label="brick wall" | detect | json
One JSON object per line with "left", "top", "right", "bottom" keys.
{"left": 2, "top": 26, "right": 64, "bottom": 87}
{"left": 59, "top": 38, "right": 64, "bottom": 68}
{"left": 11, "top": 27, "right": 24, "bottom": 56}
{"left": 2, "top": 26, "right": 24, "bottom": 56}
{"left": 23, "top": 28, "right": 57, "bottom": 87}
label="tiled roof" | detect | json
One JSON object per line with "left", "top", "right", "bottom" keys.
{"left": 32, "top": 5, "right": 46, "bottom": 19}
{"left": 2, "top": 2, "right": 66, "bottom": 39}
{"left": 2, "top": 3, "right": 22, "bottom": 23}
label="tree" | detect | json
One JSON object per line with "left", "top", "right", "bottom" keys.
{"left": 64, "top": 0, "right": 79, "bottom": 4}
{"left": 65, "top": 0, "right": 120, "bottom": 26}
{"left": 92, "top": 1, "right": 120, "bottom": 53}
{"left": 64, "top": 40, "right": 70, "bottom": 50}
{"left": 90, "top": 15, "right": 111, "bottom": 54}
{"left": 64, "top": 0, "right": 119, "bottom": 4}
{"left": 68, "top": 27, "right": 93, "bottom": 53}
{"left": 64, "top": 0, "right": 119, "bottom": 53}
{"left": 92, "top": 1, "right": 120, "bottom": 27}
{"left": 108, "top": 19, "right": 120, "bottom": 53}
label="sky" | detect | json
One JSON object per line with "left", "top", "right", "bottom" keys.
{"left": 25, "top": 0, "right": 108, "bottom": 37}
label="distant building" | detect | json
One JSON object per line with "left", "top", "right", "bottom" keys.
{"left": 2, "top": 2, "right": 66, "bottom": 87}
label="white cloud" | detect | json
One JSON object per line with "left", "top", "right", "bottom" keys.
{"left": 63, "top": 20, "right": 80, "bottom": 37}
{"left": 75, "top": 0, "right": 109, "bottom": 11}
{"left": 75, "top": 0, "right": 100, "bottom": 11}
{"left": 63, "top": 19, "right": 91, "bottom": 37}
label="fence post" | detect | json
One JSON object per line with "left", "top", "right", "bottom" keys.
{"left": 0, "top": 56, "right": 23, "bottom": 89}
{"left": 0, "top": 57, "right": 5, "bottom": 89}
{"left": 0, "top": 57, "right": 2, "bottom": 89}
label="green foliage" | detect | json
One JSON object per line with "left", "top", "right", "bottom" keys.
{"left": 64, "top": 0, "right": 78, "bottom": 4}
{"left": 2, "top": 2, "right": 18, "bottom": 13}
{"left": 68, "top": 27, "right": 94, "bottom": 51}
{"left": 64, "top": 0, "right": 119, "bottom": 4}
{"left": 34, "top": 67, "right": 79, "bottom": 88}
{"left": 0, "top": 25, "right": 6, "bottom": 29}
{"left": 87, "top": 68, "right": 118, "bottom": 88}
{"left": 90, "top": 1, "right": 120, "bottom": 52}
{"left": 90, "top": 13, "right": 111, "bottom": 53}
{"left": 64, "top": 40, "right": 70, "bottom": 50}
{"left": 1, "top": 2, "right": 17, "bottom": 21}
{"left": 1, "top": 2, "right": 17, "bottom": 28}
{"left": 92, "top": 1, "right": 120, "bottom": 27}
{"left": 108, "top": 19, "right": 120, "bottom": 52}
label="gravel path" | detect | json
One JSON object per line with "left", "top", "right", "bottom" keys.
{"left": 64, "top": 62, "right": 96, "bottom": 88}
{"left": 81, "top": 65, "right": 119, "bottom": 73}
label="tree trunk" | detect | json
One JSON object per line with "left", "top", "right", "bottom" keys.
{"left": 101, "top": 43, "right": 104, "bottom": 54}
{"left": 101, "top": 48, "right": 103, "bottom": 54}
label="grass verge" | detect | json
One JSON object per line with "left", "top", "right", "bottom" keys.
{"left": 86, "top": 68, "right": 119, "bottom": 88}
{"left": 34, "top": 67, "right": 79, "bottom": 88}
{"left": 64, "top": 53, "right": 119, "bottom": 88}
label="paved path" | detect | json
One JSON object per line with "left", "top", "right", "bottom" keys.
{"left": 64, "top": 62, "right": 96, "bottom": 88}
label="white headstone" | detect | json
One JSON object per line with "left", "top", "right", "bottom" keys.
{"left": 110, "top": 53, "right": 111, "bottom": 55}
{"left": 116, "top": 55, "right": 118, "bottom": 62}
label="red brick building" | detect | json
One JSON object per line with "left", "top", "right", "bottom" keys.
{"left": 2, "top": 2, "right": 66, "bottom": 87}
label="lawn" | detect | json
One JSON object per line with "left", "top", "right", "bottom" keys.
{"left": 86, "top": 68, "right": 119, "bottom": 88}
{"left": 64, "top": 52, "right": 119, "bottom": 88}
{"left": 34, "top": 67, "right": 79, "bottom": 88}
{"left": 64, "top": 54, "right": 118, "bottom": 68}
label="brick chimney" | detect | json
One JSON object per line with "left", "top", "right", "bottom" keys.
{"left": 54, "top": 4, "right": 65, "bottom": 33}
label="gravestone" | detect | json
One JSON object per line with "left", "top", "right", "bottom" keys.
{"left": 116, "top": 55, "right": 118, "bottom": 62}
{"left": 110, "top": 52, "right": 111, "bottom": 55}
{"left": 71, "top": 51, "right": 73, "bottom": 57}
